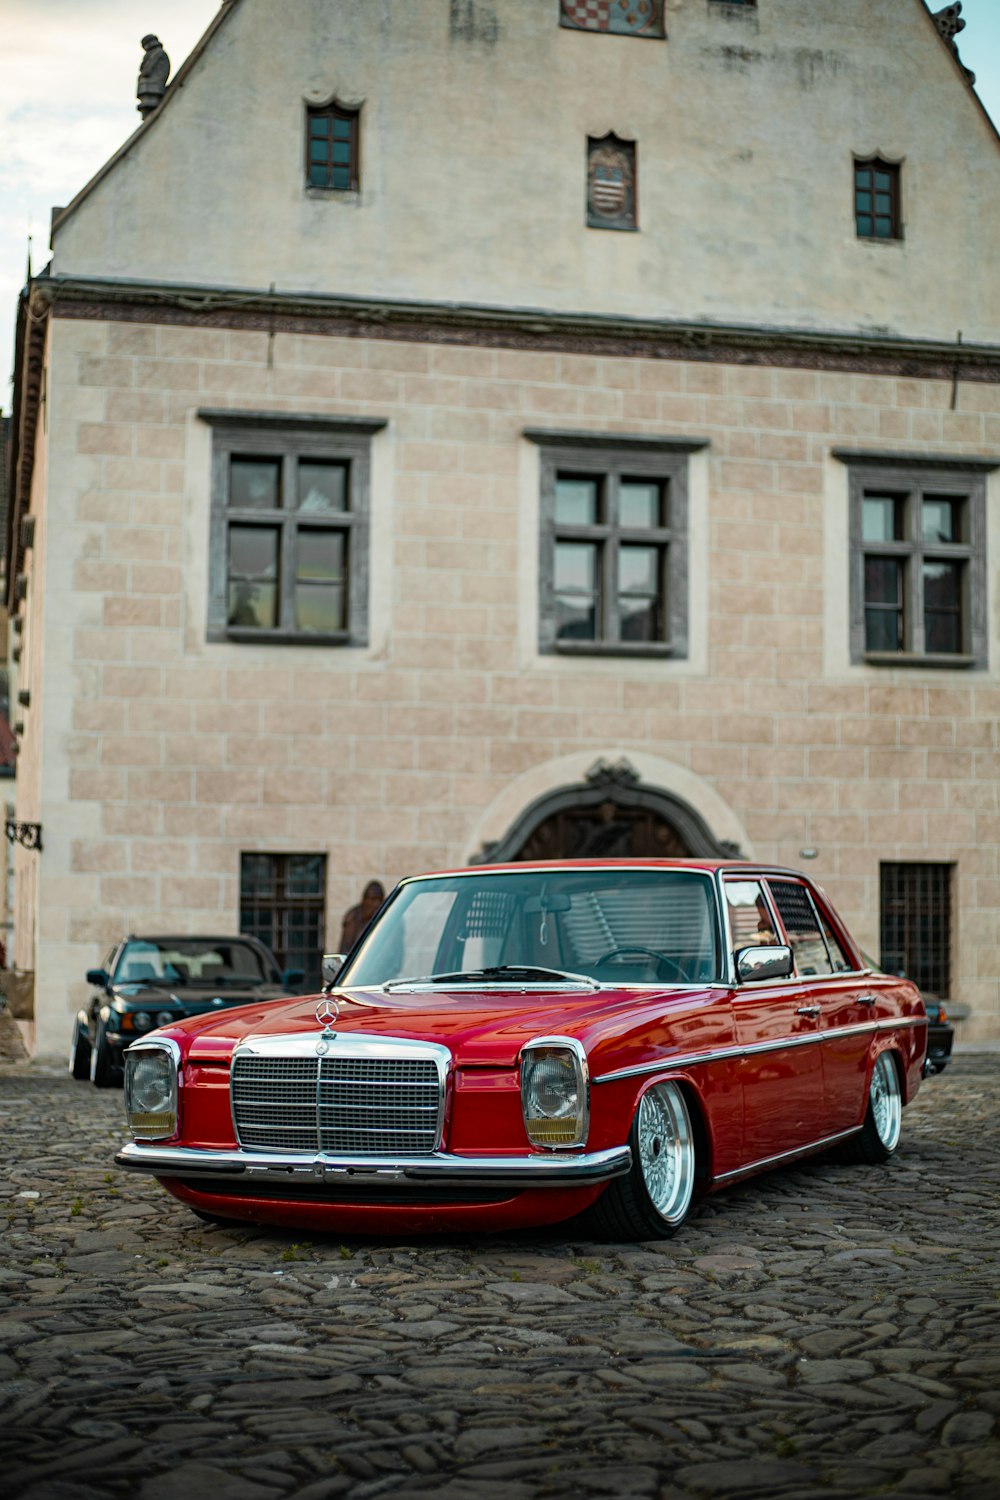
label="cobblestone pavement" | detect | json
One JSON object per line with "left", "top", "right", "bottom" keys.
{"left": 1, "top": 1054, "right": 998, "bottom": 1500}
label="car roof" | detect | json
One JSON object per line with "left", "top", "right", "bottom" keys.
{"left": 399, "top": 860, "right": 813, "bottom": 880}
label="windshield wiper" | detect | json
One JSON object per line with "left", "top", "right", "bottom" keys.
{"left": 384, "top": 965, "right": 600, "bottom": 992}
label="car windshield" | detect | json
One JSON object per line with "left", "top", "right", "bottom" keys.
{"left": 343, "top": 868, "right": 721, "bottom": 988}
{"left": 114, "top": 939, "right": 277, "bottom": 987}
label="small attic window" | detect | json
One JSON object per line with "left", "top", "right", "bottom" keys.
{"left": 306, "top": 103, "right": 359, "bottom": 191}
{"left": 854, "top": 157, "right": 901, "bottom": 241}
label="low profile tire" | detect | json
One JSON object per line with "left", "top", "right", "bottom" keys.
{"left": 69, "top": 1020, "right": 91, "bottom": 1081}
{"left": 89, "top": 1019, "right": 120, "bottom": 1089}
{"left": 584, "top": 1081, "right": 697, "bottom": 1241}
{"left": 842, "top": 1051, "right": 902, "bottom": 1164}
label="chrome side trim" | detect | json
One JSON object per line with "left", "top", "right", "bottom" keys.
{"left": 712, "top": 1127, "right": 860, "bottom": 1183}
{"left": 115, "top": 1141, "right": 632, "bottom": 1188}
{"left": 592, "top": 1015, "right": 923, "bottom": 1086}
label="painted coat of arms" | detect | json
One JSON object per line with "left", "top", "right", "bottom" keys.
{"left": 560, "top": 0, "right": 665, "bottom": 38}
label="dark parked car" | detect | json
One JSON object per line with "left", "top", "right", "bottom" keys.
{"left": 862, "top": 952, "right": 952, "bottom": 1075}
{"left": 70, "top": 935, "right": 303, "bottom": 1088}
{"left": 922, "top": 998, "right": 954, "bottom": 1073}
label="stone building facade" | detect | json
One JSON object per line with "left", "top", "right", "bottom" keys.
{"left": 6, "top": 0, "right": 1000, "bottom": 1053}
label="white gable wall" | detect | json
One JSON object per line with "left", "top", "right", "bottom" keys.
{"left": 51, "top": 0, "right": 1000, "bottom": 342}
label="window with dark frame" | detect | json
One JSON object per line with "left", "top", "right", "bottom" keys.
{"left": 838, "top": 454, "right": 992, "bottom": 668}
{"left": 880, "top": 862, "right": 952, "bottom": 1000}
{"left": 201, "top": 412, "right": 385, "bottom": 646}
{"left": 854, "top": 157, "right": 901, "bottom": 241}
{"left": 529, "top": 433, "right": 705, "bottom": 657}
{"left": 240, "top": 853, "right": 327, "bottom": 993}
{"left": 306, "top": 103, "right": 359, "bottom": 191}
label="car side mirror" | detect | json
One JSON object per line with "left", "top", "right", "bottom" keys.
{"left": 86, "top": 968, "right": 110, "bottom": 990}
{"left": 736, "top": 945, "right": 794, "bottom": 983}
{"left": 321, "top": 953, "right": 345, "bottom": 990}
{"left": 281, "top": 968, "right": 305, "bottom": 989}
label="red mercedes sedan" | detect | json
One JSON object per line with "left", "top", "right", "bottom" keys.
{"left": 115, "top": 861, "right": 927, "bottom": 1239}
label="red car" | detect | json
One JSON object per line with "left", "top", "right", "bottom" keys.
{"left": 116, "top": 861, "right": 927, "bottom": 1239}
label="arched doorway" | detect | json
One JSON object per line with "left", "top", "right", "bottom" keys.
{"left": 475, "top": 758, "right": 743, "bottom": 864}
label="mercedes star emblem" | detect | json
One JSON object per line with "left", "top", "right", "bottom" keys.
{"left": 315, "top": 996, "right": 340, "bottom": 1029}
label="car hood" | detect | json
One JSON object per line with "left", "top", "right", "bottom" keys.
{"left": 177, "top": 981, "right": 726, "bottom": 1072}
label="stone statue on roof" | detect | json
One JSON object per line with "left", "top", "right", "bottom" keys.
{"left": 137, "top": 35, "right": 170, "bottom": 119}
{"left": 932, "top": 4, "right": 976, "bottom": 85}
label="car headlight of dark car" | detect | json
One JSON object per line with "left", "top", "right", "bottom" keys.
{"left": 520, "top": 1037, "right": 589, "bottom": 1149}
{"left": 124, "top": 1042, "right": 179, "bottom": 1140}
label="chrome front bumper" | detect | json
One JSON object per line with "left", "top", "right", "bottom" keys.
{"left": 115, "top": 1141, "right": 632, "bottom": 1189}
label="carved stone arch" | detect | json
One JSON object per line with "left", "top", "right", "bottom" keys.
{"left": 470, "top": 756, "right": 746, "bottom": 864}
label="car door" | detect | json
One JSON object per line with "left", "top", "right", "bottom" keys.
{"left": 765, "top": 878, "right": 873, "bottom": 1137}
{"left": 724, "top": 877, "right": 826, "bottom": 1164}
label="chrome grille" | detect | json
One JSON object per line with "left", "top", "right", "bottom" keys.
{"left": 232, "top": 1050, "right": 443, "bottom": 1155}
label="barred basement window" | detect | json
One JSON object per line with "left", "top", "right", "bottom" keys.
{"left": 880, "top": 862, "right": 952, "bottom": 1000}
{"left": 836, "top": 452, "right": 994, "bottom": 669}
{"left": 201, "top": 411, "right": 386, "bottom": 646}
{"left": 240, "top": 853, "right": 327, "bottom": 992}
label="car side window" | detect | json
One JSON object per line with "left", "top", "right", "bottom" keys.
{"left": 767, "top": 881, "right": 833, "bottom": 977}
{"left": 725, "top": 880, "right": 780, "bottom": 954}
{"left": 815, "top": 907, "right": 854, "bottom": 973}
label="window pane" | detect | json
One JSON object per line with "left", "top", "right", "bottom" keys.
{"left": 332, "top": 118, "right": 352, "bottom": 139}
{"left": 288, "top": 855, "right": 325, "bottom": 896}
{"left": 230, "top": 525, "right": 278, "bottom": 579}
{"left": 310, "top": 116, "right": 329, "bottom": 138}
{"left": 769, "top": 881, "right": 832, "bottom": 976}
{"left": 555, "top": 596, "right": 597, "bottom": 640}
{"left": 862, "top": 495, "right": 902, "bottom": 542}
{"left": 297, "top": 531, "right": 344, "bottom": 582}
{"left": 619, "top": 544, "right": 659, "bottom": 594}
{"left": 298, "top": 462, "right": 347, "bottom": 512}
{"left": 874, "top": 219, "right": 892, "bottom": 239}
{"left": 726, "top": 880, "right": 778, "bottom": 950}
{"left": 864, "top": 556, "right": 903, "bottom": 652}
{"left": 555, "top": 477, "right": 599, "bottom": 526}
{"left": 924, "top": 561, "right": 962, "bottom": 653}
{"left": 309, "top": 163, "right": 329, "bottom": 188}
{"left": 310, "top": 140, "right": 329, "bottom": 163}
{"left": 620, "top": 598, "right": 660, "bottom": 642}
{"left": 332, "top": 142, "right": 351, "bottom": 166}
{"left": 875, "top": 171, "right": 891, "bottom": 191}
{"left": 922, "top": 497, "right": 959, "bottom": 543}
{"left": 332, "top": 166, "right": 351, "bottom": 190}
{"left": 555, "top": 541, "right": 597, "bottom": 593}
{"left": 856, "top": 215, "right": 873, "bottom": 237}
{"left": 855, "top": 190, "right": 872, "bottom": 213}
{"left": 619, "top": 480, "right": 663, "bottom": 529}
{"left": 231, "top": 458, "right": 281, "bottom": 510}
{"left": 296, "top": 583, "right": 345, "bottom": 632}
{"left": 228, "top": 580, "right": 277, "bottom": 628}
{"left": 865, "top": 555, "right": 902, "bottom": 606}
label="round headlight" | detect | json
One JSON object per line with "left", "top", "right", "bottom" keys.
{"left": 155, "top": 1011, "right": 175, "bottom": 1029}
{"left": 521, "top": 1040, "right": 588, "bottom": 1149}
{"left": 133, "top": 1012, "right": 155, "bottom": 1032}
{"left": 125, "top": 1046, "right": 178, "bottom": 1139}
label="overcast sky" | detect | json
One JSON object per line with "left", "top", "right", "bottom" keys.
{"left": 2, "top": 0, "right": 998, "bottom": 407}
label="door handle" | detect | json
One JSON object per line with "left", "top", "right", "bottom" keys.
{"left": 857, "top": 994, "right": 877, "bottom": 1007}
{"left": 796, "top": 1004, "right": 821, "bottom": 1017}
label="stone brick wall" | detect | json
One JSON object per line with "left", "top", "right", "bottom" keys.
{"left": 19, "top": 314, "right": 1000, "bottom": 1050}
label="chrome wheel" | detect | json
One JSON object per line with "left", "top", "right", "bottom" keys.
{"left": 870, "top": 1052, "right": 901, "bottom": 1152}
{"left": 636, "top": 1082, "right": 695, "bottom": 1226}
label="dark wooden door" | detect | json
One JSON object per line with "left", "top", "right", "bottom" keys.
{"left": 514, "top": 800, "right": 692, "bottom": 861}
